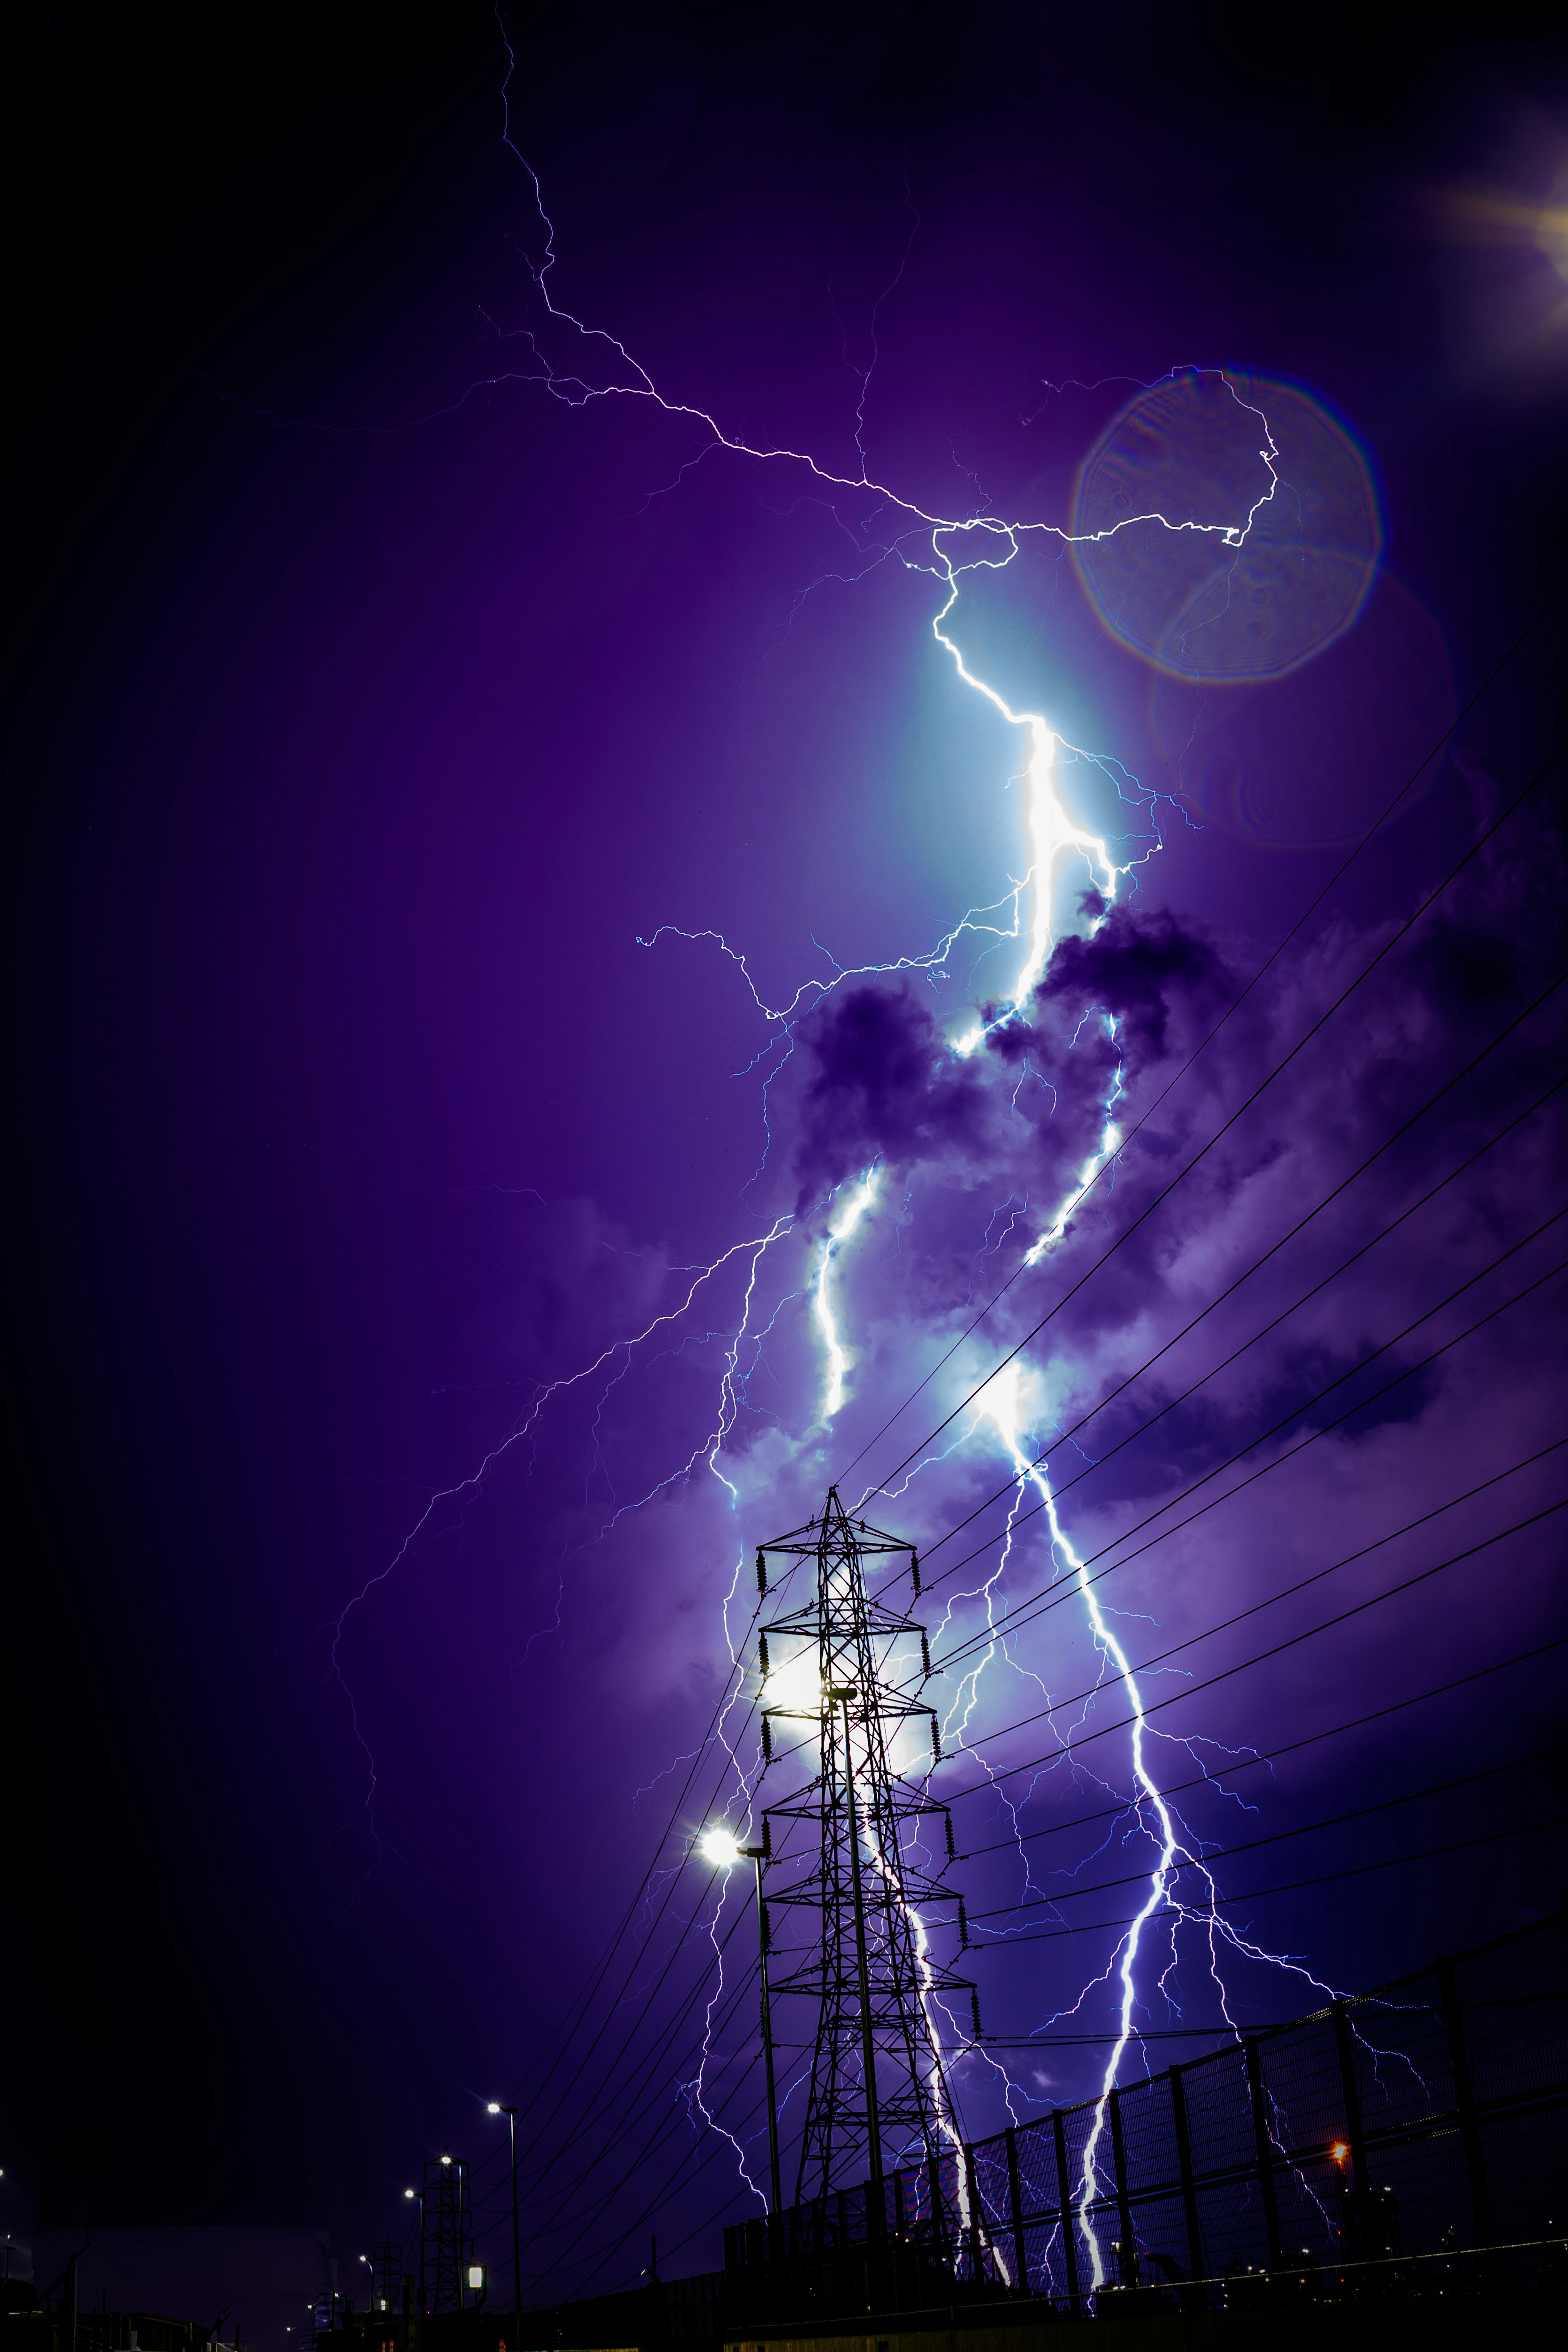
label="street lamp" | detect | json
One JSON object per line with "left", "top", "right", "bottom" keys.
{"left": 701, "top": 1826, "right": 782, "bottom": 2216}
{"left": 404, "top": 2185, "right": 425, "bottom": 2311}
{"left": 486, "top": 2103, "right": 523, "bottom": 2352}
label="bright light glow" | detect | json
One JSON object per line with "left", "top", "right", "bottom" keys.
{"left": 403, "top": 2189, "right": 414, "bottom": 2199}
{"left": 439, "top": 2154, "right": 452, "bottom": 2167}
{"left": 466, "top": 2266, "right": 484, "bottom": 2290}
{"left": 929, "top": 562, "right": 1119, "bottom": 1007}
{"left": 813, "top": 1167, "right": 880, "bottom": 1420}
{"left": 486, "top": 2101, "right": 501, "bottom": 2114}
{"left": 700, "top": 1826, "right": 744, "bottom": 1868}
{"left": 761, "top": 1642, "right": 824, "bottom": 1716}
{"left": 1331, "top": 2141, "right": 1350, "bottom": 2165}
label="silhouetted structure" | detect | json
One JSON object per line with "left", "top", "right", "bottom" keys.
{"left": 757, "top": 1489, "right": 974, "bottom": 2204}
{"left": 421, "top": 2156, "right": 473, "bottom": 2317}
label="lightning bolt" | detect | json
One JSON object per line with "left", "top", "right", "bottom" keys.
{"left": 977, "top": 1365, "right": 1348, "bottom": 2290}
{"left": 292, "top": 39, "right": 1356, "bottom": 2252}
{"left": 813, "top": 1167, "right": 882, "bottom": 1423}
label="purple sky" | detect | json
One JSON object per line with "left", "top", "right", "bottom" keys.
{"left": 4, "top": 1, "right": 1566, "bottom": 2324}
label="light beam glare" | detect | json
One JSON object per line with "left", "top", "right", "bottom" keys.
{"left": 813, "top": 1167, "right": 881, "bottom": 1422}
{"left": 927, "top": 545, "right": 1121, "bottom": 1008}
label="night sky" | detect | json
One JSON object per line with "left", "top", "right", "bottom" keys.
{"left": 4, "top": 0, "right": 1566, "bottom": 2321}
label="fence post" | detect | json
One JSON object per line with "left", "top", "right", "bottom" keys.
{"left": 1437, "top": 1955, "right": 1495, "bottom": 2247}
{"left": 1108, "top": 2090, "right": 1138, "bottom": 2288}
{"left": 963, "top": 2141, "right": 982, "bottom": 2283}
{"left": 1004, "top": 2125, "right": 1028, "bottom": 2296}
{"left": 1169, "top": 2065, "right": 1205, "bottom": 2287}
{"left": 1330, "top": 2002, "right": 1370, "bottom": 2199}
{"left": 1052, "top": 2110, "right": 1082, "bottom": 2311}
{"left": 1243, "top": 2039, "right": 1283, "bottom": 2271}
{"left": 927, "top": 2152, "right": 947, "bottom": 2263}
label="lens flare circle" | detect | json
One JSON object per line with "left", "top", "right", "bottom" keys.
{"left": 1070, "top": 371, "right": 1381, "bottom": 682}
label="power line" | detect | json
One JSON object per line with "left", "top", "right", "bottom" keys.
{"left": 512, "top": 1796, "right": 821, "bottom": 2238}
{"left": 833, "top": 580, "right": 1567, "bottom": 1490}
{"left": 492, "top": 1562, "right": 822, "bottom": 2198}
{"left": 586, "top": 1508, "right": 1561, "bottom": 2271}
{"left": 570, "top": 1807, "right": 1568, "bottom": 2295}
{"left": 851, "top": 736, "right": 1566, "bottom": 1508}
{"left": 937, "top": 1494, "right": 1568, "bottom": 1808}
{"left": 874, "top": 1005, "right": 1566, "bottom": 1601}
{"left": 539, "top": 1429, "right": 1564, "bottom": 2278}
{"left": 925, "top": 1434, "right": 1568, "bottom": 1802}
{"left": 893, "top": 1230, "right": 1568, "bottom": 1690}
{"left": 963, "top": 1749, "right": 1552, "bottom": 1926}
{"left": 479, "top": 980, "right": 1562, "bottom": 2273}
{"left": 510, "top": 1618, "right": 1568, "bottom": 2284}
{"left": 492, "top": 1620, "right": 759, "bottom": 2148}
{"left": 746, "top": 1235, "right": 1567, "bottom": 1774}
{"left": 960, "top": 1617, "right": 1568, "bottom": 1863}
{"left": 482, "top": 605, "right": 1568, "bottom": 2289}
{"left": 476, "top": 737, "right": 1566, "bottom": 2280}
{"left": 982, "top": 1816, "right": 1568, "bottom": 1953}
{"left": 770, "top": 1467, "right": 1565, "bottom": 1819}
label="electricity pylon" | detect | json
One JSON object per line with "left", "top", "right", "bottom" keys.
{"left": 421, "top": 2150, "right": 473, "bottom": 2314}
{"left": 757, "top": 1486, "right": 974, "bottom": 2205}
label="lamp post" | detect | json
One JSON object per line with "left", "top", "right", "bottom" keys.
{"left": 486, "top": 2103, "right": 522, "bottom": 2351}
{"left": 403, "top": 2188, "right": 422, "bottom": 2313}
{"left": 702, "top": 1827, "right": 783, "bottom": 2216}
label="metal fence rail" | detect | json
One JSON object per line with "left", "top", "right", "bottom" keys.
{"left": 726, "top": 1910, "right": 1568, "bottom": 2310}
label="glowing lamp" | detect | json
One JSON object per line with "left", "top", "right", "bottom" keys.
{"left": 403, "top": 2189, "right": 415, "bottom": 2200}
{"left": 1331, "top": 2142, "right": 1350, "bottom": 2165}
{"left": 486, "top": 2101, "right": 501, "bottom": 2114}
{"left": 440, "top": 2153, "right": 452, "bottom": 2167}
{"left": 701, "top": 1827, "right": 744, "bottom": 1868}
{"left": 466, "top": 2267, "right": 485, "bottom": 2291}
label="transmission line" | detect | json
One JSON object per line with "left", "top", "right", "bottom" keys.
{"left": 922, "top": 1432, "right": 1568, "bottom": 1783}
{"left": 851, "top": 736, "right": 1565, "bottom": 1508}
{"left": 935, "top": 1494, "right": 1568, "bottom": 1809}
{"left": 985, "top": 1816, "right": 1568, "bottom": 1954}
{"left": 742, "top": 1237, "right": 1568, "bottom": 1773}
{"left": 962, "top": 1749, "right": 1555, "bottom": 1927}
{"left": 868, "top": 1000, "right": 1565, "bottom": 1604}
{"left": 886, "top": 1229, "right": 1568, "bottom": 1693}
{"left": 833, "top": 579, "right": 1566, "bottom": 1488}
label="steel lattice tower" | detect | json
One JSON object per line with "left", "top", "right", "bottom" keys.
{"left": 757, "top": 1486, "right": 973, "bottom": 2204}
{"left": 421, "top": 2151, "right": 473, "bottom": 2314}
{"left": 369, "top": 2240, "right": 401, "bottom": 2316}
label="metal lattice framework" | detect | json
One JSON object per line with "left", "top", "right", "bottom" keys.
{"left": 421, "top": 2151, "right": 474, "bottom": 2314}
{"left": 757, "top": 1486, "right": 974, "bottom": 2204}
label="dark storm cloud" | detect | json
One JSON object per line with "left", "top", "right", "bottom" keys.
{"left": 1032, "top": 902, "right": 1232, "bottom": 1067}
{"left": 793, "top": 983, "right": 985, "bottom": 1204}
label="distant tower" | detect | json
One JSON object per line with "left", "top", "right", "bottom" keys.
{"left": 757, "top": 1487, "right": 974, "bottom": 2202}
{"left": 369, "top": 2241, "right": 401, "bottom": 2316}
{"left": 422, "top": 2150, "right": 474, "bottom": 2314}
